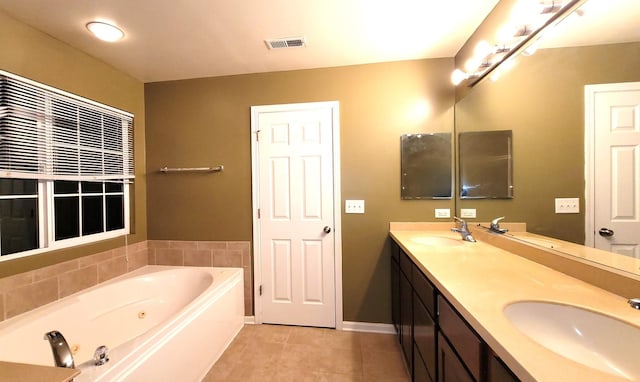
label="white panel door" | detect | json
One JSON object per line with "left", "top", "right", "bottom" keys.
{"left": 254, "top": 102, "right": 337, "bottom": 328}
{"left": 589, "top": 82, "right": 640, "bottom": 257}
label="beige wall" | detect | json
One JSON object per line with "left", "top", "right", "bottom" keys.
{"left": 145, "top": 59, "right": 455, "bottom": 323}
{"left": 0, "top": 11, "right": 147, "bottom": 278}
{"left": 456, "top": 42, "right": 640, "bottom": 243}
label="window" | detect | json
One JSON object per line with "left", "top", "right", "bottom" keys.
{"left": 0, "top": 71, "right": 134, "bottom": 259}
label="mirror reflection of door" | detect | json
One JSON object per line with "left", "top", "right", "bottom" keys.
{"left": 586, "top": 82, "right": 640, "bottom": 258}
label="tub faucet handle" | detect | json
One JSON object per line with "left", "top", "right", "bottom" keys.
{"left": 94, "top": 345, "right": 110, "bottom": 366}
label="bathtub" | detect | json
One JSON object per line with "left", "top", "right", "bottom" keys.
{"left": 0, "top": 265, "right": 244, "bottom": 381}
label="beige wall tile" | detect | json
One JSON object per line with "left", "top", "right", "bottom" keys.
{"left": 33, "top": 260, "right": 78, "bottom": 282}
{"left": 0, "top": 272, "right": 34, "bottom": 293}
{"left": 147, "top": 248, "right": 157, "bottom": 265}
{"left": 147, "top": 240, "right": 171, "bottom": 249}
{"left": 170, "top": 241, "right": 198, "bottom": 249}
{"left": 6, "top": 278, "right": 58, "bottom": 318}
{"left": 213, "top": 250, "right": 242, "bottom": 267}
{"left": 184, "top": 249, "right": 213, "bottom": 267}
{"left": 98, "top": 256, "right": 128, "bottom": 283}
{"left": 78, "top": 250, "right": 114, "bottom": 268}
{"left": 197, "top": 241, "right": 228, "bottom": 250}
{"left": 59, "top": 266, "right": 98, "bottom": 298}
{"left": 127, "top": 249, "right": 149, "bottom": 271}
{"left": 156, "top": 248, "right": 184, "bottom": 266}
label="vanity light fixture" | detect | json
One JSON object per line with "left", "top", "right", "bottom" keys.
{"left": 86, "top": 21, "right": 125, "bottom": 42}
{"left": 452, "top": 0, "right": 588, "bottom": 86}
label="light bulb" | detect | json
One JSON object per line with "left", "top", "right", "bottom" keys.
{"left": 464, "top": 57, "right": 482, "bottom": 73}
{"left": 451, "top": 69, "right": 468, "bottom": 86}
{"left": 86, "top": 21, "right": 125, "bottom": 42}
{"left": 474, "top": 40, "right": 494, "bottom": 59}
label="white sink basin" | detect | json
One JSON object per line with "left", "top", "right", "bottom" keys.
{"left": 410, "top": 236, "right": 463, "bottom": 247}
{"left": 504, "top": 301, "right": 640, "bottom": 380}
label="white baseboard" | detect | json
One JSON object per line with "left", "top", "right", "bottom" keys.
{"left": 341, "top": 321, "right": 396, "bottom": 334}
{"left": 244, "top": 316, "right": 256, "bottom": 324}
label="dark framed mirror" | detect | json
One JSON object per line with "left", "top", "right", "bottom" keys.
{"left": 401, "top": 133, "right": 452, "bottom": 199}
{"left": 459, "top": 130, "right": 513, "bottom": 199}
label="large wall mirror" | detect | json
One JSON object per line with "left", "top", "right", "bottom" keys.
{"left": 454, "top": 0, "right": 640, "bottom": 276}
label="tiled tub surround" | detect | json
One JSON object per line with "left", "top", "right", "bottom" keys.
{"left": 0, "top": 240, "right": 253, "bottom": 323}
{"left": 147, "top": 240, "right": 253, "bottom": 316}
{"left": 0, "top": 241, "right": 149, "bottom": 322}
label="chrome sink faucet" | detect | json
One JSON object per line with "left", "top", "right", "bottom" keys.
{"left": 490, "top": 216, "right": 509, "bottom": 234}
{"left": 452, "top": 217, "right": 476, "bottom": 242}
{"left": 628, "top": 298, "right": 640, "bottom": 309}
{"left": 44, "top": 330, "right": 75, "bottom": 369}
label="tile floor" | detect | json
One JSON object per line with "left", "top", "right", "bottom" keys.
{"left": 203, "top": 324, "right": 410, "bottom": 382}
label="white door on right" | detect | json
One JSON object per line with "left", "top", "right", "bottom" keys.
{"left": 588, "top": 82, "right": 640, "bottom": 257}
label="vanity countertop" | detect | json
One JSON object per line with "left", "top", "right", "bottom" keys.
{"left": 0, "top": 361, "right": 79, "bottom": 382}
{"left": 390, "top": 222, "right": 640, "bottom": 382}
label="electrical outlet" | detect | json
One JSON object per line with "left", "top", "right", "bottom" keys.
{"left": 460, "top": 208, "right": 477, "bottom": 218}
{"left": 345, "top": 200, "right": 365, "bottom": 214}
{"left": 555, "top": 198, "right": 580, "bottom": 214}
{"left": 435, "top": 208, "right": 451, "bottom": 218}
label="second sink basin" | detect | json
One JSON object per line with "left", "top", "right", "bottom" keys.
{"left": 410, "top": 236, "right": 463, "bottom": 247}
{"left": 504, "top": 301, "right": 640, "bottom": 380}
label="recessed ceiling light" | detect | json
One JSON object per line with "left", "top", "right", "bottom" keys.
{"left": 86, "top": 21, "right": 124, "bottom": 42}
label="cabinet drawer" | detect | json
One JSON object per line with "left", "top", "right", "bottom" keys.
{"left": 487, "top": 353, "right": 520, "bottom": 382}
{"left": 414, "top": 293, "right": 436, "bottom": 381}
{"left": 412, "top": 265, "right": 436, "bottom": 316}
{"left": 391, "top": 240, "right": 400, "bottom": 262}
{"left": 438, "top": 296, "right": 482, "bottom": 381}
{"left": 400, "top": 250, "right": 413, "bottom": 278}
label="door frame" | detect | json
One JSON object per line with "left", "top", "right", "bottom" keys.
{"left": 584, "top": 81, "right": 640, "bottom": 247}
{"left": 250, "top": 101, "right": 343, "bottom": 329}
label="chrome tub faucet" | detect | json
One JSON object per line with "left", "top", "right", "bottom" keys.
{"left": 452, "top": 217, "right": 476, "bottom": 242}
{"left": 44, "top": 330, "right": 75, "bottom": 369}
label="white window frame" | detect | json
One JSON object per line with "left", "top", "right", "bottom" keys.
{"left": 0, "top": 70, "right": 133, "bottom": 262}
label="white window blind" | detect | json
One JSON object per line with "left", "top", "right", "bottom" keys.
{"left": 0, "top": 71, "right": 134, "bottom": 181}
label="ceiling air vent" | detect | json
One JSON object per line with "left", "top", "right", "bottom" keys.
{"left": 265, "top": 36, "right": 306, "bottom": 50}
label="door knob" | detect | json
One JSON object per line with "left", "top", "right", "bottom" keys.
{"left": 598, "top": 228, "right": 614, "bottom": 237}
{"left": 323, "top": 226, "right": 332, "bottom": 234}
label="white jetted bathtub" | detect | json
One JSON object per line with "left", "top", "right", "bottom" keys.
{"left": 0, "top": 265, "right": 244, "bottom": 381}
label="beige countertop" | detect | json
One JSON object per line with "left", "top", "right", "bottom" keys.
{"left": 0, "top": 361, "right": 79, "bottom": 382}
{"left": 390, "top": 222, "right": 640, "bottom": 382}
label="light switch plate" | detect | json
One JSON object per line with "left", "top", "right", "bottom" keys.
{"left": 345, "top": 200, "right": 365, "bottom": 214}
{"left": 555, "top": 198, "right": 580, "bottom": 214}
{"left": 435, "top": 208, "right": 451, "bottom": 218}
{"left": 460, "top": 208, "right": 477, "bottom": 218}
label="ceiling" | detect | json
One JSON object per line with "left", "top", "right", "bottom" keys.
{"left": 0, "top": 0, "right": 501, "bottom": 82}
{"left": 0, "top": 0, "right": 638, "bottom": 83}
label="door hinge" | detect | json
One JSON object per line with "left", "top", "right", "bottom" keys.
{"left": 259, "top": 285, "right": 263, "bottom": 296}
{"left": 256, "top": 130, "right": 261, "bottom": 141}
{"left": 257, "top": 208, "right": 261, "bottom": 219}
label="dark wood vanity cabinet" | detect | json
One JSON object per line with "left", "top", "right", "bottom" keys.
{"left": 390, "top": 240, "right": 520, "bottom": 382}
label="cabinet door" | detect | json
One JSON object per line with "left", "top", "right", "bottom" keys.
{"left": 438, "top": 332, "right": 474, "bottom": 382}
{"left": 438, "top": 296, "right": 482, "bottom": 381}
{"left": 391, "top": 257, "right": 400, "bottom": 334}
{"left": 414, "top": 343, "right": 434, "bottom": 382}
{"left": 414, "top": 292, "right": 436, "bottom": 381}
{"left": 400, "top": 269, "right": 413, "bottom": 373}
